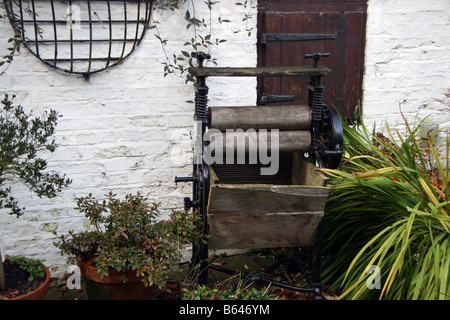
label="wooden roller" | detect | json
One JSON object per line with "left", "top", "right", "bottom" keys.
{"left": 208, "top": 105, "right": 312, "bottom": 131}
{"left": 208, "top": 129, "right": 311, "bottom": 153}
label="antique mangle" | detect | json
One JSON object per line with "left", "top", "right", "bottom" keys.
{"left": 175, "top": 52, "right": 343, "bottom": 299}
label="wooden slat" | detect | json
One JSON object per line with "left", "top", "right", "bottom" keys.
{"left": 208, "top": 210, "right": 324, "bottom": 249}
{"left": 207, "top": 183, "right": 329, "bottom": 249}
{"left": 188, "top": 65, "right": 331, "bottom": 77}
{"left": 207, "top": 159, "right": 330, "bottom": 250}
{"left": 291, "top": 154, "right": 329, "bottom": 186}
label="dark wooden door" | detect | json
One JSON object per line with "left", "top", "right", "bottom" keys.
{"left": 257, "top": 0, "right": 367, "bottom": 119}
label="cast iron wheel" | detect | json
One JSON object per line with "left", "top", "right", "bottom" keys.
{"left": 315, "top": 107, "right": 344, "bottom": 169}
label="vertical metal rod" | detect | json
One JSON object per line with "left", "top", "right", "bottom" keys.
{"left": 50, "top": 0, "right": 58, "bottom": 68}
{"left": 314, "top": 222, "right": 323, "bottom": 286}
{"left": 16, "top": 0, "right": 26, "bottom": 41}
{"left": 143, "top": 0, "right": 152, "bottom": 36}
{"left": 105, "top": 0, "right": 112, "bottom": 68}
{"left": 30, "top": 0, "right": 40, "bottom": 56}
{"left": 0, "top": 259, "right": 4, "bottom": 291}
{"left": 68, "top": 0, "right": 74, "bottom": 72}
{"left": 87, "top": 0, "right": 93, "bottom": 73}
{"left": 191, "top": 52, "right": 211, "bottom": 285}
{"left": 131, "top": 0, "right": 140, "bottom": 51}
{"left": 119, "top": 0, "right": 127, "bottom": 61}
{"left": 135, "top": 0, "right": 152, "bottom": 48}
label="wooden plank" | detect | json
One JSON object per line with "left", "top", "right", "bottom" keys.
{"left": 208, "top": 211, "right": 323, "bottom": 249}
{"left": 324, "top": 11, "right": 348, "bottom": 116}
{"left": 207, "top": 179, "right": 329, "bottom": 249}
{"left": 345, "top": 11, "right": 366, "bottom": 118}
{"left": 262, "top": 12, "right": 282, "bottom": 101}
{"left": 291, "top": 154, "right": 328, "bottom": 186}
{"left": 259, "top": 1, "right": 367, "bottom": 13}
{"left": 280, "top": 12, "right": 306, "bottom": 105}
{"left": 188, "top": 65, "right": 331, "bottom": 77}
{"left": 209, "top": 163, "right": 220, "bottom": 184}
{"left": 208, "top": 184, "right": 329, "bottom": 214}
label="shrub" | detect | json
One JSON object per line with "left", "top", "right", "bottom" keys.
{"left": 321, "top": 115, "right": 449, "bottom": 300}
{"left": 0, "top": 93, "right": 71, "bottom": 217}
{"left": 54, "top": 192, "right": 203, "bottom": 288}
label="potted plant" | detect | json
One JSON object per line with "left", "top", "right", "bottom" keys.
{"left": 0, "top": 256, "right": 51, "bottom": 300}
{"left": 0, "top": 93, "right": 71, "bottom": 299}
{"left": 54, "top": 192, "right": 202, "bottom": 300}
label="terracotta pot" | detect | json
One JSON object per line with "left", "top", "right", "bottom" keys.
{"left": 9, "top": 264, "right": 50, "bottom": 300}
{"left": 78, "top": 260, "right": 154, "bottom": 300}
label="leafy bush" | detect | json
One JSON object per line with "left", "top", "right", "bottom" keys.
{"left": 0, "top": 93, "right": 70, "bottom": 292}
{"left": 321, "top": 115, "right": 449, "bottom": 299}
{"left": 0, "top": 93, "right": 71, "bottom": 217}
{"left": 54, "top": 192, "right": 203, "bottom": 288}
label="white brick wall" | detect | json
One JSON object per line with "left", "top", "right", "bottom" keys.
{"left": 0, "top": 0, "right": 449, "bottom": 278}
{"left": 363, "top": 0, "right": 450, "bottom": 132}
{"left": 0, "top": 1, "right": 257, "bottom": 275}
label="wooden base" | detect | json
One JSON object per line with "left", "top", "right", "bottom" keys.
{"left": 207, "top": 155, "right": 329, "bottom": 250}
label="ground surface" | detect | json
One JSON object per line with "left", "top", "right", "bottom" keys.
{"left": 45, "top": 250, "right": 339, "bottom": 300}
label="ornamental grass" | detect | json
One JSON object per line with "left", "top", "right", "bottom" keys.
{"left": 321, "top": 114, "right": 449, "bottom": 300}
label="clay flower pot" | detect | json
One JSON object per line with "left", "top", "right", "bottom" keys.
{"left": 78, "top": 260, "right": 154, "bottom": 300}
{"left": 9, "top": 264, "right": 50, "bottom": 300}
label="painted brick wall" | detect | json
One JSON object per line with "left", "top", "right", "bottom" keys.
{"left": 0, "top": 0, "right": 449, "bottom": 278}
{"left": 363, "top": 0, "right": 450, "bottom": 132}
{"left": 0, "top": 1, "right": 257, "bottom": 275}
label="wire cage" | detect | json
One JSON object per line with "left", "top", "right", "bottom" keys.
{"left": 4, "top": 0, "right": 154, "bottom": 76}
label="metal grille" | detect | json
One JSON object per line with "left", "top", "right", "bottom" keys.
{"left": 211, "top": 153, "right": 294, "bottom": 185}
{"left": 4, "top": 0, "right": 154, "bottom": 76}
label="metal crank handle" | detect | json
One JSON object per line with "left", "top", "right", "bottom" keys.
{"left": 174, "top": 176, "right": 195, "bottom": 184}
{"left": 191, "top": 52, "right": 211, "bottom": 67}
{"left": 304, "top": 52, "right": 330, "bottom": 59}
{"left": 304, "top": 52, "right": 330, "bottom": 66}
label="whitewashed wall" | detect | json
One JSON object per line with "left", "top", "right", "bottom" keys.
{"left": 0, "top": 1, "right": 257, "bottom": 276}
{"left": 363, "top": 0, "right": 450, "bottom": 132}
{"left": 0, "top": 0, "right": 449, "bottom": 278}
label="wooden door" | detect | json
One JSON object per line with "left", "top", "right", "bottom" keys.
{"left": 257, "top": 0, "right": 367, "bottom": 119}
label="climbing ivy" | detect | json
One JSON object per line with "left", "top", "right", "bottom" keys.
{"left": 151, "top": 0, "right": 255, "bottom": 82}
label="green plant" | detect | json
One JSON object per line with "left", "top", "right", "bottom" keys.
{"left": 0, "top": 256, "right": 48, "bottom": 298}
{"left": 182, "top": 273, "right": 275, "bottom": 300}
{"left": 7, "top": 256, "right": 45, "bottom": 282}
{"left": 320, "top": 114, "right": 449, "bottom": 300}
{"left": 0, "top": 93, "right": 72, "bottom": 217}
{"left": 0, "top": 93, "right": 70, "bottom": 293}
{"left": 152, "top": 0, "right": 255, "bottom": 82}
{"left": 54, "top": 192, "right": 203, "bottom": 288}
{"left": 0, "top": 2, "right": 22, "bottom": 71}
